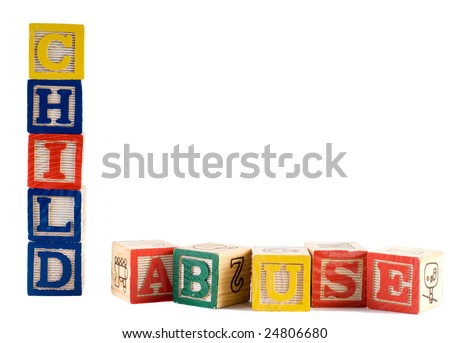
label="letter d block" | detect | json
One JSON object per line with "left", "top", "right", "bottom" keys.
{"left": 111, "top": 240, "right": 176, "bottom": 304}
{"left": 28, "top": 134, "right": 83, "bottom": 190}
{"left": 29, "top": 23, "right": 84, "bottom": 80}
{"left": 252, "top": 247, "right": 311, "bottom": 311}
{"left": 368, "top": 247, "right": 444, "bottom": 314}
{"left": 173, "top": 243, "right": 251, "bottom": 309}
{"left": 28, "top": 242, "right": 82, "bottom": 295}
{"left": 306, "top": 242, "right": 367, "bottom": 307}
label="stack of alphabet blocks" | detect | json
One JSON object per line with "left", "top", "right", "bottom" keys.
{"left": 111, "top": 241, "right": 443, "bottom": 314}
{"left": 27, "top": 23, "right": 85, "bottom": 296}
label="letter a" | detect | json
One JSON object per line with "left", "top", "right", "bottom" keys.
{"left": 139, "top": 257, "right": 172, "bottom": 295}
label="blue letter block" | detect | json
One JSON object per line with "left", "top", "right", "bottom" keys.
{"left": 28, "top": 242, "right": 82, "bottom": 296}
{"left": 28, "top": 188, "right": 82, "bottom": 243}
{"left": 27, "top": 80, "right": 82, "bottom": 134}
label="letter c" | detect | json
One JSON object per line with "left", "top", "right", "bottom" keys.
{"left": 37, "top": 33, "right": 72, "bottom": 71}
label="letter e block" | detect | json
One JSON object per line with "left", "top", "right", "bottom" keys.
{"left": 306, "top": 242, "right": 367, "bottom": 307}
{"left": 111, "top": 240, "right": 176, "bottom": 304}
{"left": 28, "top": 242, "right": 82, "bottom": 295}
{"left": 252, "top": 247, "right": 311, "bottom": 311}
{"left": 368, "top": 246, "right": 444, "bottom": 314}
{"left": 29, "top": 23, "right": 84, "bottom": 80}
{"left": 28, "top": 80, "right": 82, "bottom": 134}
{"left": 28, "top": 134, "right": 83, "bottom": 190}
{"left": 173, "top": 243, "right": 251, "bottom": 309}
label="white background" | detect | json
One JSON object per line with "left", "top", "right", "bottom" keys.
{"left": 1, "top": 1, "right": 449, "bottom": 342}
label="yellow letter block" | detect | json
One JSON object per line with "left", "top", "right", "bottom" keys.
{"left": 29, "top": 23, "right": 84, "bottom": 80}
{"left": 252, "top": 247, "right": 311, "bottom": 311}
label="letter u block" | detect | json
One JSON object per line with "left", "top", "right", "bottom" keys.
{"left": 29, "top": 23, "right": 84, "bottom": 80}
{"left": 368, "top": 246, "right": 444, "bottom": 314}
{"left": 173, "top": 243, "right": 251, "bottom": 309}
{"left": 28, "top": 242, "right": 82, "bottom": 295}
{"left": 28, "top": 134, "right": 83, "bottom": 190}
{"left": 252, "top": 247, "right": 311, "bottom": 311}
{"left": 111, "top": 240, "right": 176, "bottom": 304}
{"left": 306, "top": 242, "right": 367, "bottom": 307}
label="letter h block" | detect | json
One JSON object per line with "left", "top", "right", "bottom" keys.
{"left": 306, "top": 242, "right": 367, "bottom": 307}
{"left": 368, "top": 246, "right": 444, "bottom": 314}
{"left": 173, "top": 243, "right": 251, "bottom": 309}
{"left": 252, "top": 247, "right": 311, "bottom": 311}
{"left": 111, "top": 240, "right": 176, "bottom": 304}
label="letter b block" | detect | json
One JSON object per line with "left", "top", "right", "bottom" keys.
{"left": 252, "top": 247, "right": 311, "bottom": 311}
{"left": 111, "top": 240, "right": 176, "bottom": 304}
{"left": 173, "top": 243, "right": 251, "bottom": 309}
{"left": 368, "top": 246, "right": 444, "bottom": 314}
{"left": 306, "top": 242, "right": 367, "bottom": 307}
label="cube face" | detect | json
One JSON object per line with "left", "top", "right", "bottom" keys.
{"left": 111, "top": 240, "right": 176, "bottom": 304}
{"left": 173, "top": 248, "right": 219, "bottom": 309}
{"left": 28, "top": 242, "right": 82, "bottom": 295}
{"left": 306, "top": 242, "right": 367, "bottom": 307}
{"left": 28, "top": 188, "right": 82, "bottom": 243}
{"left": 28, "top": 134, "right": 83, "bottom": 190}
{"left": 173, "top": 243, "right": 251, "bottom": 309}
{"left": 29, "top": 23, "right": 84, "bottom": 80}
{"left": 252, "top": 247, "right": 311, "bottom": 311}
{"left": 368, "top": 247, "right": 444, "bottom": 314}
{"left": 28, "top": 80, "right": 82, "bottom": 134}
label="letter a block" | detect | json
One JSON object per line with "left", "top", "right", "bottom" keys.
{"left": 28, "top": 134, "right": 83, "bottom": 190}
{"left": 111, "top": 240, "right": 176, "bottom": 304}
{"left": 28, "top": 80, "right": 82, "bottom": 134}
{"left": 306, "top": 242, "right": 367, "bottom": 307}
{"left": 368, "top": 246, "right": 444, "bottom": 314}
{"left": 29, "top": 23, "right": 84, "bottom": 80}
{"left": 28, "top": 242, "right": 82, "bottom": 295}
{"left": 173, "top": 243, "right": 251, "bottom": 309}
{"left": 252, "top": 247, "right": 311, "bottom": 311}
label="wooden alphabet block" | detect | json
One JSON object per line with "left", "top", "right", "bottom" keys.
{"left": 28, "top": 80, "right": 82, "bottom": 134}
{"left": 368, "top": 246, "right": 444, "bottom": 314}
{"left": 29, "top": 23, "right": 84, "bottom": 80}
{"left": 28, "top": 188, "right": 83, "bottom": 243}
{"left": 252, "top": 247, "right": 311, "bottom": 311}
{"left": 173, "top": 243, "right": 251, "bottom": 309}
{"left": 28, "top": 242, "right": 82, "bottom": 295}
{"left": 306, "top": 242, "right": 367, "bottom": 307}
{"left": 28, "top": 134, "right": 83, "bottom": 190}
{"left": 111, "top": 240, "right": 176, "bottom": 304}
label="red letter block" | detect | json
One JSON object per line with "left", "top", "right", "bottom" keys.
{"left": 306, "top": 242, "right": 367, "bottom": 307}
{"left": 368, "top": 247, "right": 444, "bottom": 314}
{"left": 28, "top": 134, "right": 83, "bottom": 190}
{"left": 111, "top": 240, "right": 176, "bottom": 304}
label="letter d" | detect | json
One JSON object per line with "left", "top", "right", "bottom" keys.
{"left": 36, "top": 251, "right": 72, "bottom": 288}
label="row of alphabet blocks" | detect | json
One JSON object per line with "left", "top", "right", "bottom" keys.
{"left": 27, "top": 23, "right": 85, "bottom": 296}
{"left": 111, "top": 241, "right": 443, "bottom": 314}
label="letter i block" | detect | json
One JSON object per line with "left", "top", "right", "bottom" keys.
{"left": 306, "top": 242, "right": 367, "bottom": 307}
{"left": 28, "top": 242, "right": 82, "bottom": 295}
{"left": 28, "top": 134, "right": 83, "bottom": 190}
{"left": 29, "top": 23, "right": 84, "bottom": 80}
{"left": 368, "top": 246, "right": 444, "bottom": 314}
{"left": 28, "top": 188, "right": 83, "bottom": 243}
{"left": 173, "top": 243, "right": 251, "bottom": 309}
{"left": 28, "top": 80, "right": 82, "bottom": 134}
{"left": 252, "top": 247, "right": 311, "bottom": 311}
{"left": 111, "top": 240, "right": 177, "bottom": 304}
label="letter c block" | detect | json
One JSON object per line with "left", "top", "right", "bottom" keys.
{"left": 29, "top": 23, "right": 84, "bottom": 80}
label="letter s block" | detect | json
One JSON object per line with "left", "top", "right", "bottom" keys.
{"left": 368, "top": 246, "right": 444, "bottom": 314}
{"left": 28, "top": 134, "right": 83, "bottom": 190}
{"left": 28, "top": 242, "right": 82, "bottom": 295}
{"left": 29, "top": 23, "right": 84, "bottom": 80}
{"left": 252, "top": 247, "right": 311, "bottom": 311}
{"left": 173, "top": 243, "right": 251, "bottom": 309}
{"left": 111, "top": 240, "right": 177, "bottom": 304}
{"left": 306, "top": 242, "right": 367, "bottom": 307}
